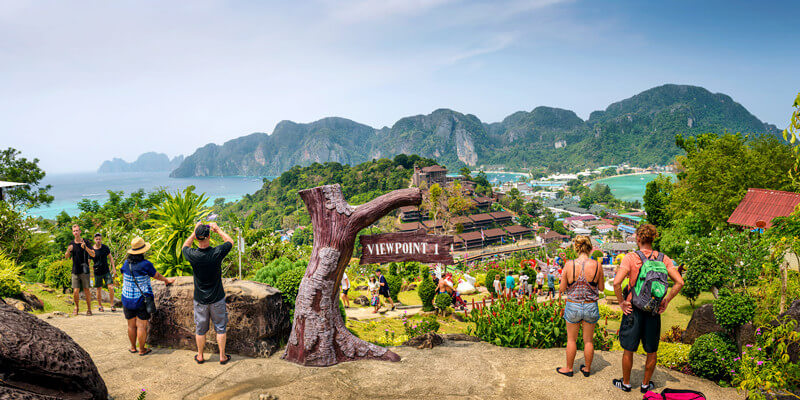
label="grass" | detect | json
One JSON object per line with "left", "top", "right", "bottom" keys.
{"left": 346, "top": 313, "right": 473, "bottom": 346}
{"left": 24, "top": 283, "right": 75, "bottom": 314}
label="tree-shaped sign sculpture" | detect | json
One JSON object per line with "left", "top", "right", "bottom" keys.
{"left": 282, "top": 184, "right": 421, "bottom": 366}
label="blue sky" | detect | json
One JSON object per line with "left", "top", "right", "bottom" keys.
{"left": 1, "top": 0, "right": 797, "bottom": 173}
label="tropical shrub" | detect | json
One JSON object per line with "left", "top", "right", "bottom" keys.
{"left": 735, "top": 317, "right": 800, "bottom": 400}
{"left": 0, "top": 254, "right": 22, "bottom": 297}
{"left": 598, "top": 303, "right": 622, "bottom": 320}
{"left": 275, "top": 268, "right": 305, "bottom": 308}
{"left": 253, "top": 257, "right": 306, "bottom": 286}
{"left": 403, "top": 315, "right": 440, "bottom": 337}
{"left": 384, "top": 274, "right": 401, "bottom": 302}
{"left": 25, "top": 253, "right": 59, "bottom": 283}
{"left": 418, "top": 275, "right": 436, "bottom": 312}
{"left": 338, "top": 298, "right": 347, "bottom": 322}
{"left": 434, "top": 293, "right": 452, "bottom": 311}
{"left": 752, "top": 269, "right": 800, "bottom": 325}
{"left": 145, "top": 187, "right": 210, "bottom": 277}
{"left": 639, "top": 342, "right": 691, "bottom": 371}
{"left": 714, "top": 293, "right": 756, "bottom": 332}
{"left": 45, "top": 259, "right": 72, "bottom": 290}
{"left": 661, "top": 325, "right": 686, "bottom": 344}
{"left": 689, "top": 332, "right": 737, "bottom": 382}
{"left": 467, "top": 296, "right": 568, "bottom": 348}
{"left": 485, "top": 269, "right": 502, "bottom": 295}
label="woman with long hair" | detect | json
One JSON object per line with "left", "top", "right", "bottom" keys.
{"left": 556, "top": 235, "right": 604, "bottom": 377}
{"left": 120, "top": 237, "right": 175, "bottom": 356}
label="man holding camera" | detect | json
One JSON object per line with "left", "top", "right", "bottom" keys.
{"left": 182, "top": 222, "right": 234, "bottom": 365}
{"left": 65, "top": 224, "right": 95, "bottom": 316}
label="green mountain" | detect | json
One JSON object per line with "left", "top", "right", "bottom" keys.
{"left": 98, "top": 152, "right": 184, "bottom": 173}
{"left": 171, "top": 84, "right": 778, "bottom": 177}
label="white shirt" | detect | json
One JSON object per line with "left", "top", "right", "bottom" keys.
{"left": 493, "top": 279, "right": 501, "bottom": 292}
{"left": 368, "top": 281, "right": 379, "bottom": 295}
{"left": 536, "top": 272, "right": 545, "bottom": 285}
{"left": 341, "top": 273, "right": 350, "bottom": 290}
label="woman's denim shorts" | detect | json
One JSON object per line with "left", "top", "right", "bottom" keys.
{"left": 564, "top": 301, "right": 600, "bottom": 324}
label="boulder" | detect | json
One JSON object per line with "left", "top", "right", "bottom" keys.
{"left": 78, "top": 290, "right": 123, "bottom": 308}
{"left": 149, "top": 277, "right": 290, "bottom": 358}
{"left": 355, "top": 285, "right": 369, "bottom": 291}
{"left": 736, "top": 322, "right": 756, "bottom": 351}
{"left": 403, "top": 332, "right": 443, "bottom": 349}
{"left": 353, "top": 295, "right": 369, "bottom": 306}
{"left": 407, "top": 283, "right": 417, "bottom": 291}
{"left": 0, "top": 299, "right": 108, "bottom": 399}
{"left": 442, "top": 333, "right": 480, "bottom": 342}
{"left": 4, "top": 298, "right": 31, "bottom": 312}
{"left": 17, "top": 291, "right": 44, "bottom": 310}
{"left": 682, "top": 304, "right": 724, "bottom": 344}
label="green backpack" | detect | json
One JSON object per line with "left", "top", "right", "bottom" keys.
{"left": 630, "top": 250, "right": 669, "bottom": 315}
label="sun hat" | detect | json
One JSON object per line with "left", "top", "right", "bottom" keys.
{"left": 127, "top": 237, "right": 151, "bottom": 254}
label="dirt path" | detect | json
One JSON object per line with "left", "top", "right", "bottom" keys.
{"left": 42, "top": 312, "right": 742, "bottom": 400}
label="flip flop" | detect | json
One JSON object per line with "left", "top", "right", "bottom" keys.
{"left": 111, "top": 306, "right": 116, "bottom": 312}
{"left": 72, "top": 309, "right": 79, "bottom": 316}
{"left": 98, "top": 306, "right": 104, "bottom": 312}
{"left": 556, "top": 367, "right": 573, "bottom": 377}
{"left": 86, "top": 310, "right": 92, "bottom": 316}
{"left": 194, "top": 355, "right": 205, "bottom": 364}
{"left": 580, "top": 364, "right": 590, "bottom": 377}
{"left": 128, "top": 348, "right": 138, "bottom": 353}
{"left": 220, "top": 354, "right": 231, "bottom": 365}
{"left": 139, "top": 348, "right": 152, "bottom": 356}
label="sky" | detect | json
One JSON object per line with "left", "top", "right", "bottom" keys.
{"left": 1, "top": 0, "right": 798, "bottom": 173}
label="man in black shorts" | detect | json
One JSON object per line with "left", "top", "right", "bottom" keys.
{"left": 64, "top": 224, "right": 95, "bottom": 316}
{"left": 91, "top": 233, "right": 117, "bottom": 312}
{"left": 612, "top": 224, "right": 684, "bottom": 394}
{"left": 375, "top": 269, "right": 395, "bottom": 311}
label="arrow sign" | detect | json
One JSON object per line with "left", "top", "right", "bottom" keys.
{"left": 359, "top": 229, "right": 454, "bottom": 265}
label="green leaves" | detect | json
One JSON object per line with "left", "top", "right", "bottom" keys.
{"left": 145, "top": 187, "right": 210, "bottom": 277}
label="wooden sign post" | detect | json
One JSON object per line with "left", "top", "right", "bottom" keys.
{"left": 282, "top": 184, "right": 422, "bottom": 367}
{"left": 360, "top": 229, "right": 454, "bottom": 265}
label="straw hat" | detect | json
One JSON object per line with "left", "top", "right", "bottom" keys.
{"left": 127, "top": 237, "right": 151, "bottom": 254}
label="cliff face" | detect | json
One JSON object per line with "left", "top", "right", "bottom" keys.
{"left": 170, "top": 84, "right": 779, "bottom": 177}
{"left": 98, "top": 152, "right": 184, "bottom": 173}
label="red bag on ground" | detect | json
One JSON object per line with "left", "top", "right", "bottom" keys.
{"left": 643, "top": 388, "right": 706, "bottom": 400}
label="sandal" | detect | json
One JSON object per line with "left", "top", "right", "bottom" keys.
{"left": 111, "top": 306, "right": 116, "bottom": 312}
{"left": 98, "top": 305, "right": 104, "bottom": 312}
{"left": 86, "top": 310, "right": 93, "bottom": 316}
{"left": 194, "top": 355, "right": 205, "bottom": 364}
{"left": 139, "top": 348, "right": 152, "bottom": 356}
{"left": 220, "top": 354, "right": 231, "bottom": 365}
{"left": 580, "top": 364, "right": 590, "bottom": 377}
{"left": 72, "top": 308, "right": 79, "bottom": 316}
{"left": 556, "top": 367, "right": 573, "bottom": 377}
{"left": 128, "top": 348, "right": 138, "bottom": 353}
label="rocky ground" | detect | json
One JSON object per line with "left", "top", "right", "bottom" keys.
{"left": 43, "top": 311, "right": 743, "bottom": 400}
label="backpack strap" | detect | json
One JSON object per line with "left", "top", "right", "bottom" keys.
{"left": 628, "top": 251, "right": 647, "bottom": 293}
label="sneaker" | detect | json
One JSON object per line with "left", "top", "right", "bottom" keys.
{"left": 640, "top": 381, "right": 655, "bottom": 394}
{"left": 612, "top": 378, "right": 631, "bottom": 392}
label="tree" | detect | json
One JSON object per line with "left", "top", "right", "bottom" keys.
{"left": 0, "top": 148, "right": 54, "bottom": 209}
{"left": 643, "top": 174, "right": 674, "bottom": 228}
{"left": 459, "top": 167, "right": 472, "bottom": 180}
{"left": 283, "top": 184, "right": 420, "bottom": 366}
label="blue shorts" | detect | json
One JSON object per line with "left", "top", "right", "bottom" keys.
{"left": 564, "top": 301, "right": 600, "bottom": 324}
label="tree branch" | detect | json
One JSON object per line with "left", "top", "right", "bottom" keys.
{"left": 348, "top": 188, "right": 421, "bottom": 234}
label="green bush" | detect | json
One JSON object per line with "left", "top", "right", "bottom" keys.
{"left": 468, "top": 295, "right": 575, "bottom": 348}
{"left": 275, "top": 268, "right": 305, "bottom": 307}
{"left": 599, "top": 303, "right": 622, "bottom": 320}
{"left": 0, "top": 255, "right": 23, "bottom": 298}
{"left": 639, "top": 342, "right": 692, "bottom": 371}
{"left": 714, "top": 293, "right": 756, "bottom": 331}
{"left": 734, "top": 317, "right": 800, "bottom": 400}
{"left": 689, "top": 332, "right": 736, "bottom": 382}
{"left": 403, "top": 315, "right": 440, "bottom": 337}
{"left": 418, "top": 276, "right": 436, "bottom": 311}
{"left": 485, "top": 269, "right": 502, "bottom": 295}
{"left": 45, "top": 259, "right": 72, "bottom": 290}
{"left": 384, "top": 274, "right": 401, "bottom": 302}
{"left": 338, "top": 298, "right": 347, "bottom": 322}
{"left": 434, "top": 292, "right": 452, "bottom": 310}
{"left": 253, "top": 257, "right": 306, "bottom": 286}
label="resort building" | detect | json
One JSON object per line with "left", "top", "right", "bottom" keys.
{"left": 728, "top": 188, "right": 800, "bottom": 230}
{"left": 451, "top": 215, "right": 475, "bottom": 232}
{"left": 397, "top": 222, "right": 426, "bottom": 233}
{"left": 398, "top": 206, "right": 421, "bottom": 222}
{"left": 489, "top": 210, "right": 513, "bottom": 225}
{"left": 504, "top": 225, "right": 533, "bottom": 239}
{"left": 469, "top": 213, "right": 494, "bottom": 230}
{"left": 482, "top": 228, "right": 507, "bottom": 245}
{"left": 412, "top": 165, "right": 448, "bottom": 186}
{"left": 541, "top": 230, "right": 569, "bottom": 244}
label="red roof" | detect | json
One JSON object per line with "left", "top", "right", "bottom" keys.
{"left": 421, "top": 165, "right": 447, "bottom": 173}
{"left": 727, "top": 188, "right": 800, "bottom": 229}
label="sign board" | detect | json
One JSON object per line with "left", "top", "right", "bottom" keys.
{"left": 359, "top": 229, "right": 454, "bottom": 265}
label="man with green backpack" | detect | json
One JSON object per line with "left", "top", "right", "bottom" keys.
{"left": 612, "top": 224, "right": 684, "bottom": 394}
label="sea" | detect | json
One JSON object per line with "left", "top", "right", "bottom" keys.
{"left": 591, "top": 173, "right": 676, "bottom": 202}
{"left": 26, "top": 172, "right": 271, "bottom": 219}
{"left": 24, "top": 171, "right": 667, "bottom": 219}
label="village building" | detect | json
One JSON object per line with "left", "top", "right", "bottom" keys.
{"left": 727, "top": 188, "right": 800, "bottom": 229}
{"left": 412, "top": 165, "right": 448, "bottom": 186}
{"left": 398, "top": 206, "right": 421, "bottom": 222}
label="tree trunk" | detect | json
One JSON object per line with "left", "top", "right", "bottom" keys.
{"left": 282, "top": 184, "right": 421, "bottom": 366}
{"left": 780, "top": 260, "right": 788, "bottom": 314}
{"left": 711, "top": 286, "right": 720, "bottom": 299}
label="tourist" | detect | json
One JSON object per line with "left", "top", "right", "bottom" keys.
{"left": 535, "top": 266, "right": 545, "bottom": 296}
{"left": 504, "top": 272, "right": 515, "bottom": 297}
{"left": 341, "top": 272, "right": 351, "bottom": 308}
{"left": 556, "top": 236, "right": 603, "bottom": 378}
{"left": 368, "top": 276, "right": 380, "bottom": 313}
{"left": 121, "top": 237, "right": 175, "bottom": 356}
{"left": 493, "top": 274, "right": 502, "bottom": 298}
{"left": 519, "top": 270, "right": 529, "bottom": 296}
{"left": 375, "top": 269, "right": 395, "bottom": 311}
{"left": 547, "top": 267, "right": 557, "bottom": 300}
{"left": 64, "top": 224, "right": 95, "bottom": 316}
{"left": 90, "top": 233, "right": 116, "bottom": 312}
{"left": 182, "top": 222, "right": 235, "bottom": 365}
{"left": 612, "top": 224, "right": 684, "bottom": 394}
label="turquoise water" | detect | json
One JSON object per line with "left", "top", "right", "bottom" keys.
{"left": 446, "top": 172, "right": 529, "bottom": 184}
{"left": 592, "top": 173, "right": 676, "bottom": 202}
{"left": 27, "top": 172, "right": 272, "bottom": 219}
